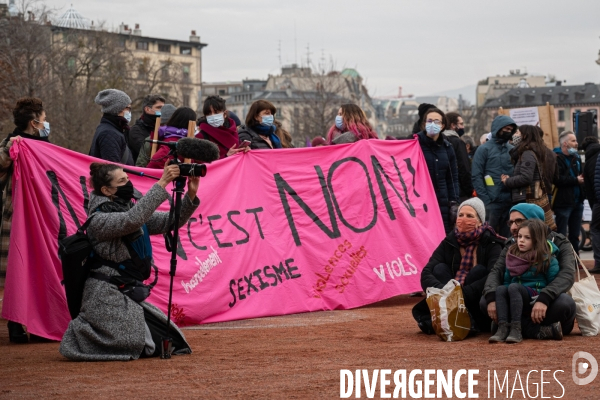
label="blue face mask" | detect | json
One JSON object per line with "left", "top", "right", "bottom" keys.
{"left": 123, "top": 111, "right": 132, "bottom": 123}
{"left": 568, "top": 147, "right": 578, "bottom": 156}
{"left": 261, "top": 115, "right": 274, "bottom": 126}
{"left": 425, "top": 122, "right": 441, "bottom": 136}
{"left": 154, "top": 111, "right": 161, "bottom": 117}
{"left": 35, "top": 120, "right": 50, "bottom": 137}
{"left": 335, "top": 115, "right": 344, "bottom": 130}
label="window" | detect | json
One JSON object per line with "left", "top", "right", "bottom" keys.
{"left": 218, "top": 89, "right": 226, "bottom": 96}
{"left": 182, "top": 65, "right": 191, "bottom": 82}
{"left": 160, "top": 62, "right": 169, "bottom": 79}
{"left": 136, "top": 41, "right": 148, "bottom": 50}
{"left": 158, "top": 43, "right": 171, "bottom": 53}
{"left": 180, "top": 46, "right": 191, "bottom": 55}
{"left": 558, "top": 110, "right": 565, "bottom": 122}
{"left": 183, "top": 94, "right": 190, "bottom": 107}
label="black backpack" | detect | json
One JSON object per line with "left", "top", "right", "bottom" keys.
{"left": 59, "top": 216, "right": 95, "bottom": 319}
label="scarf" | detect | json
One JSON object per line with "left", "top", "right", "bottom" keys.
{"left": 141, "top": 112, "right": 159, "bottom": 128}
{"left": 505, "top": 249, "right": 536, "bottom": 277}
{"left": 453, "top": 222, "right": 501, "bottom": 285}
{"left": 253, "top": 124, "right": 282, "bottom": 149}
{"left": 198, "top": 118, "right": 239, "bottom": 159}
{"left": 102, "top": 114, "right": 130, "bottom": 134}
{"left": 7, "top": 127, "right": 50, "bottom": 142}
{"left": 158, "top": 125, "right": 188, "bottom": 140}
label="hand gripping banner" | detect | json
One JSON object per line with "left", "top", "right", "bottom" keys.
{"left": 2, "top": 139, "right": 445, "bottom": 340}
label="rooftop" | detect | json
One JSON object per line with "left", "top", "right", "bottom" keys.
{"left": 483, "top": 82, "right": 600, "bottom": 108}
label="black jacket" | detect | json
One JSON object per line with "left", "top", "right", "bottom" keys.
{"left": 128, "top": 118, "right": 153, "bottom": 162}
{"left": 444, "top": 131, "right": 473, "bottom": 199}
{"left": 237, "top": 124, "right": 273, "bottom": 150}
{"left": 420, "top": 230, "right": 504, "bottom": 305}
{"left": 483, "top": 230, "right": 575, "bottom": 307}
{"left": 416, "top": 131, "right": 459, "bottom": 233}
{"left": 89, "top": 117, "right": 133, "bottom": 165}
{"left": 553, "top": 149, "right": 584, "bottom": 208}
{"left": 584, "top": 143, "right": 600, "bottom": 206}
{"left": 504, "top": 149, "right": 542, "bottom": 202}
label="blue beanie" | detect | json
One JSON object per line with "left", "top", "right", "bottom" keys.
{"left": 510, "top": 203, "right": 544, "bottom": 221}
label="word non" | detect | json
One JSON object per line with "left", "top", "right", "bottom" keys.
{"left": 373, "top": 254, "right": 418, "bottom": 282}
{"left": 228, "top": 258, "right": 301, "bottom": 308}
{"left": 181, "top": 246, "right": 222, "bottom": 293}
{"left": 340, "top": 369, "right": 479, "bottom": 399}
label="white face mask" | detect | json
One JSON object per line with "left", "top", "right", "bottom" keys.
{"left": 123, "top": 111, "right": 132, "bottom": 123}
{"left": 206, "top": 113, "right": 225, "bottom": 128}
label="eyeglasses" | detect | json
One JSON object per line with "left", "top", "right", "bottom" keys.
{"left": 507, "top": 218, "right": 525, "bottom": 227}
{"left": 426, "top": 119, "right": 442, "bottom": 126}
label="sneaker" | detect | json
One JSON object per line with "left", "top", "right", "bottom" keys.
{"left": 536, "top": 322, "right": 563, "bottom": 340}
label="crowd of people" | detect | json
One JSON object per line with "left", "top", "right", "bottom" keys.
{"left": 0, "top": 88, "right": 598, "bottom": 357}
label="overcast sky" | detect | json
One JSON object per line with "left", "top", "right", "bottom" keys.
{"left": 43, "top": 0, "right": 600, "bottom": 101}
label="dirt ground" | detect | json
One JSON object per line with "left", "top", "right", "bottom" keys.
{"left": 1, "top": 263, "right": 599, "bottom": 399}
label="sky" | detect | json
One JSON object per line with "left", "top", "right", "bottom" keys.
{"left": 42, "top": 0, "right": 600, "bottom": 102}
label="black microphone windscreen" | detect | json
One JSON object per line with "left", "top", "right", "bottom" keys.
{"left": 176, "top": 137, "right": 220, "bottom": 162}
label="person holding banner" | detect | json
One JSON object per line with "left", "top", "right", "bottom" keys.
{"left": 147, "top": 107, "right": 197, "bottom": 169}
{"left": 196, "top": 95, "right": 244, "bottom": 159}
{"left": 414, "top": 107, "right": 459, "bottom": 233}
{"left": 413, "top": 198, "right": 504, "bottom": 335}
{"left": 59, "top": 162, "right": 199, "bottom": 361}
{"left": 238, "top": 100, "right": 285, "bottom": 150}
{"left": 89, "top": 89, "right": 134, "bottom": 166}
{"left": 0, "top": 97, "right": 50, "bottom": 343}
{"left": 326, "top": 103, "right": 378, "bottom": 144}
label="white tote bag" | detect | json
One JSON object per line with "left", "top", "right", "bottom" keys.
{"left": 568, "top": 254, "right": 600, "bottom": 336}
{"left": 426, "top": 279, "right": 471, "bottom": 342}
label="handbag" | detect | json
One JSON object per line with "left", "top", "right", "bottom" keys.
{"left": 568, "top": 252, "right": 600, "bottom": 336}
{"left": 426, "top": 279, "right": 471, "bottom": 341}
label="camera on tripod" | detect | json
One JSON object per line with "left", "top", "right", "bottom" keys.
{"left": 169, "top": 157, "right": 207, "bottom": 178}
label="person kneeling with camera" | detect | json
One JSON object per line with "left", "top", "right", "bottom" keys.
{"left": 60, "top": 162, "right": 199, "bottom": 361}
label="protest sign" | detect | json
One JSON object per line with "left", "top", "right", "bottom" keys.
{"left": 499, "top": 103, "right": 559, "bottom": 149}
{"left": 2, "top": 139, "right": 445, "bottom": 340}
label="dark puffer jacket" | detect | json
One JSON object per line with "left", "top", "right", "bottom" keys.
{"left": 416, "top": 131, "right": 459, "bottom": 233}
{"left": 444, "top": 130, "right": 473, "bottom": 199}
{"left": 237, "top": 124, "right": 274, "bottom": 150}
{"left": 553, "top": 148, "right": 583, "bottom": 208}
{"left": 504, "top": 149, "right": 543, "bottom": 202}
{"left": 584, "top": 143, "right": 600, "bottom": 206}
{"left": 420, "top": 230, "right": 504, "bottom": 306}
{"left": 89, "top": 117, "right": 134, "bottom": 165}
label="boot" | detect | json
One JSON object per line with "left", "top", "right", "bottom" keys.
{"left": 505, "top": 321, "right": 523, "bottom": 344}
{"left": 7, "top": 321, "right": 28, "bottom": 344}
{"left": 536, "top": 322, "right": 563, "bottom": 340}
{"left": 489, "top": 321, "right": 510, "bottom": 343}
{"left": 491, "top": 321, "right": 498, "bottom": 335}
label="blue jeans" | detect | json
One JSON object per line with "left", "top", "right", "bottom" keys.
{"left": 554, "top": 202, "right": 584, "bottom": 252}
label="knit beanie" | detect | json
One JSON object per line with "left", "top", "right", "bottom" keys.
{"left": 311, "top": 136, "right": 326, "bottom": 147}
{"left": 160, "top": 104, "right": 176, "bottom": 122}
{"left": 95, "top": 89, "right": 131, "bottom": 115}
{"left": 417, "top": 103, "right": 435, "bottom": 120}
{"left": 510, "top": 203, "right": 545, "bottom": 221}
{"left": 458, "top": 197, "right": 485, "bottom": 222}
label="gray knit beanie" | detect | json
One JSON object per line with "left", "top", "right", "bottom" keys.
{"left": 160, "top": 104, "right": 176, "bottom": 122}
{"left": 458, "top": 197, "right": 485, "bottom": 222}
{"left": 95, "top": 89, "right": 131, "bottom": 115}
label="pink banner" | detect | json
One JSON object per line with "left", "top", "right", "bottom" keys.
{"left": 3, "top": 139, "right": 445, "bottom": 340}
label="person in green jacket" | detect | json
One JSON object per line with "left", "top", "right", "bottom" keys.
{"left": 489, "top": 219, "right": 561, "bottom": 344}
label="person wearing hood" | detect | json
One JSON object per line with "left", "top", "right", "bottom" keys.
{"left": 481, "top": 203, "right": 576, "bottom": 340}
{"left": 59, "top": 162, "right": 198, "bottom": 360}
{"left": 0, "top": 97, "right": 51, "bottom": 343}
{"left": 146, "top": 107, "right": 197, "bottom": 169}
{"left": 552, "top": 131, "right": 584, "bottom": 252}
{"left": 471, "top": 115, "right": 517, "bottom": 238}
{"left": 583, "top": 136, "right": 600, "bottom": 273}
{"left": 415, "top": 108, "right": 459, "bottom": 233}
{"left": 196, "top": 96, "right": 245, "bottom": 159}
{"left": 445, "top": 112, "right": 473, "bottom": 202}
{"left": 89, "top": 89, "right": 134, "bottom": 166}
{"left": 127, "top": 94, "right": 165, "bottom": 163}
{"left": 135, "top": 104, "right": 176, "bottom": 168}
{"left": 238, "top": 100, "right": 285, "bottom": 150}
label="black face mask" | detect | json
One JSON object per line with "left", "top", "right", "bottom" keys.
{"left": 456, "top": 128, "right": 465, "bottom": 137}
{"left": 496, "top": 131, "right": 514, "bottom": 142}
{"left": 113, "top": 180, "right": 135, "bottom": 202}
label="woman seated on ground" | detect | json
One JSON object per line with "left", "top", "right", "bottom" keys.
{"left": 196, "top": 95, "right": 247, "bottom": 159}
{"left": 237, "top": 100, "right": 286, "bottom": 150}
{"left": 412, "top": 198, "right": 504, "bottom": 335}
{"left": 325, "top": 103, "right": 378, "bottom": 144}
{"left": 60, "top": 162, "right": 199, "bottom": 361}
{"left": 146, "top": 107, "right": 197, "bottom": 169}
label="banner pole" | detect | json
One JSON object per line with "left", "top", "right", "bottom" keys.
{"left": 150, "top": 117, "right": 162, "bottom": 158}
{"left": 184, "top": 120, "right": 196, "bottom": 163}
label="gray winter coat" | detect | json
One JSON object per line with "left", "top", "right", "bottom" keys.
{"left": 59, "top": 183, "right": 199, "bottom": 361}
{"left": 504, "top": 149, "right": 543, "bottom": 201}
{"left": 471, "top": 115, "right": 516, "bottom": 206}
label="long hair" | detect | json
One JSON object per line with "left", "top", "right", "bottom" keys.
{"left": 245, "top": 100, "right": 277, "bottom": 128}
{"left": 326, "top": 103, "right": 377, "bottom": 143}
{"left": 508, "top": 219, "right": 551, "bottom": 274}
{"left": 274, "top": 120, "right": 293, "bottom": 148}
{"left": 514, "top": 124, "right": 546, "bottom": 171}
